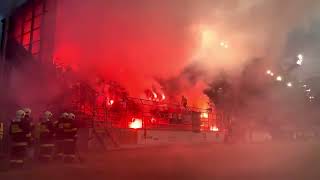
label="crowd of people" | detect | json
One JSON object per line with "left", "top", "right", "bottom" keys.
{"left": 9, "top": 108, "right": 78, "bottom": 168}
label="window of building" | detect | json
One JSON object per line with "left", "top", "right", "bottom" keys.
{"left": 9, "top": 0, "right": 46, "bottom": 59}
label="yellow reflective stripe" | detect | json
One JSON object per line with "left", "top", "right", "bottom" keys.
{"left": 40, "top": 154, "right": 52, "bottom": 158}
{"left": 40, "top": 144, "right": 55, "bottom": 147}
{"left": 13, "top": 142, "right": 28, "bottom": 146}
{"left": 64, "top": 129, "right": 77, "bottom": 132}
{"left": 64, "top": 154, "right": 76, "bottom": 158}
{"left": 10, "top": 159, "right": 24, "bottom": 163}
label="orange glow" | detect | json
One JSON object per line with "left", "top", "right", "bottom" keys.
{"left": 200, "top": 112, "right": 209, "bottom": 118}
{"left": 210, "top": 126, "right": 219, "bottom": 132}
{"left": 129, "top": 118, "right": 143, "bottom": 129}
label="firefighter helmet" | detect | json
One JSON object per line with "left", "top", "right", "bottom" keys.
{"left": 61, "top": 112, "right": 69, "bottom": 119}
{"left": 16, "top": 110, "right": 26, "bottom": 120}
{"left": 68, "top": 113, "right": 75, "bottom": 120}
{"left": 44, "top": 111, "right": 53, "bottom": 119}
{"left": 23, "top": 108, "right": 32, "bottom": 115}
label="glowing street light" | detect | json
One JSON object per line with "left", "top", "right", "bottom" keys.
{"left": 296, "top": 54, "right": 303, "bottom": 66}
{"left": 287, "top": 82, "right": 292, "bottom": 87}
{"left": 276, "top": 76, "right": 282, "bottom": 81}
{"left": 266, "top": 70, "right": 271, "bottom": 74}
{"left": 220, "top": 41, "right": 229, "bottom": 49}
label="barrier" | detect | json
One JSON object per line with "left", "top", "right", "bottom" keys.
{"left": 137, "top": 129, "right": 225, "bottom": 145}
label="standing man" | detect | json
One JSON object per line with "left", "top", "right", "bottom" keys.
{"left": 63, "top": 113, "right": 78, "bottom": 163}
{"left": 9, "top": 110, "right": 28, "bottom": 168}
{"left": 38, "top": 111, "right": 55, "bottom": 162}
{"left": 54, "top": 112, "right": 68, "bottom": 160}
{"left": 22, "top": 108, "right": 35, "bottom": 160}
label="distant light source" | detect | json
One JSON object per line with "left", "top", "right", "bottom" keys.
{"left": 309, "top": 96, "right": 315, "bottom": 99}
{"left": 287, "top": 82, "right": 292, "bottom": 87}
{"left": 220, "top": 41, "right": 229, "bottom": 49}
{"left": 276, "top": 76, "right": 282, "bottom": 81}
{"left": 266, "top": 70, "right": 271, "bottom": 74}
{"left": 270, "top": 72, "right": 274, "bottom": 76}
{"left": 303, "top": 84, "right": 307, "bottom": 88}
{"left": 306, "top": 89, "right": 311, "bottom": 92}
{"left": 297, "top": 54, "right": 303, "bottom": 66}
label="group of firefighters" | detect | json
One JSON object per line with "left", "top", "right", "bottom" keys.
{"left": 9, "top": 108, "right": 78, "bottom": 168}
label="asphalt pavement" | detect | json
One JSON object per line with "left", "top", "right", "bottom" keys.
{"left": 1, "top": 142, "right": 320, "bottom": 180}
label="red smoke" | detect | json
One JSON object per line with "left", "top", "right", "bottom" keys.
{"left": 54, "top": 0, "right": 195, "bottom": 97}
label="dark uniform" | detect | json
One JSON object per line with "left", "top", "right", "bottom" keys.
{"left": 9, "top": 120, "right": 29, "bottom": 168}
{"left": 22, "top": 115, "right": 35, "bottom": 160}
{"left": 62, "top": 118, "right": 78, "bottom": 162}
{"left": 22, "top": 115, "right": 34, "bottom": 145}
{"left": 54, "top": 117, "right": 66, "bottom": 160}
{"left": 38, "top": 120, "right": 55, "bottom": 162}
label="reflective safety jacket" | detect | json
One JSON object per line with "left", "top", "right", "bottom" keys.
{"left": 63, "top": 119, "right": 78, "bottom": 140}
{"left": 39, "top": 120, "right": 55, "bottom": 140}
{"left": 9, "top": 121, "right": 29, "bottom": 143}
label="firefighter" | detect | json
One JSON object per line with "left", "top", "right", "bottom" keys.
{"left": 9, "top": 110, "right": 29, "bottom": 168}
{"left": 63, "top": 113, "right": 78, "bottom": 163}
{"left": 54, "top": 112, "right": 69, "bottom": 160}
{"left": 22, "top": 108, "right": 35, "bottom": 159}
{"left": 38, "top": 111, "right": 55, "bottom": 162}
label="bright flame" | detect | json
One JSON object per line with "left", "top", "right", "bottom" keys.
{"left": 200, "top": 112, "right": 209, "bottom": 118}
{"left": 152, "top": 91, "right": 157, "bottom": 99}
{"left": 210, "top": 126, "right": 219, "bottom": 132}
{"left": 109, "top": 99, "right": 114, "bottom": 105}
{"left": 161, "top": 94, "right": 166, "bottom": 100}
{"left": 276, "top": 76, "right": 282, "bottom": 81}
{"left": 129, "top": 118, "right": 143, "bottom": 129}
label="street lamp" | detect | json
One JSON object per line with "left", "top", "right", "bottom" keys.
{"left": 276, "top": 76, "right": 282, "bottom": 81}
{"left": 297, "top": 54, "right": 303, "bottom": 66}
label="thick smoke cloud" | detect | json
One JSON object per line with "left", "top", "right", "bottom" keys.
{"left": 53, "top": 0, "right": 320, "bottom": 107}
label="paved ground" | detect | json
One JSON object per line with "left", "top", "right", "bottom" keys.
{"left": 1, "top": 142, "right": 320, "bottom": 180}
